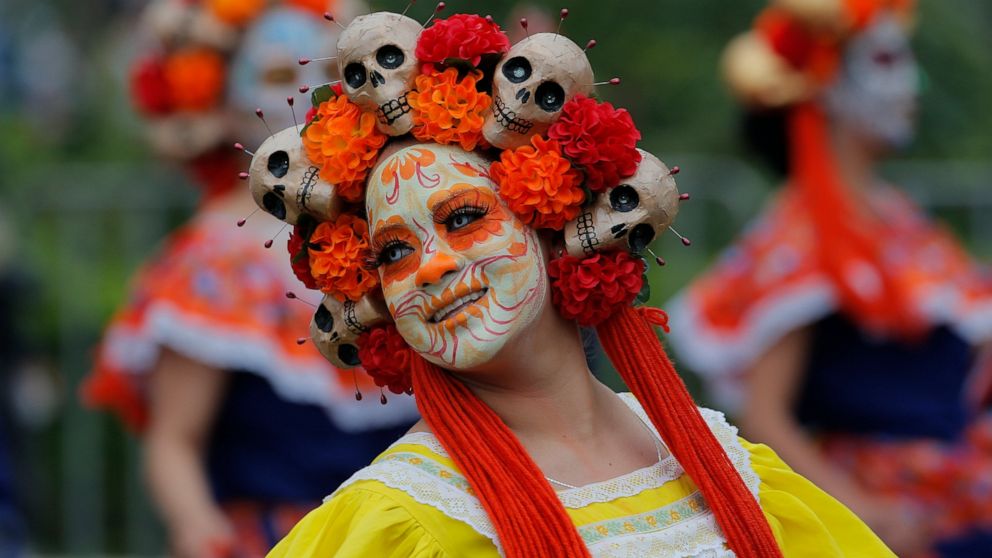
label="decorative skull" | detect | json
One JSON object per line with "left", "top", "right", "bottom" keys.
{"left": 310, "top": 292, "right": 391, "bottom": 369}
{"left": 336, "top": 12, "right": 422, "bottom": 136}
{"left": 483, "top": 32, "right": 594, "bottom": 150}
{"left": 248, "top": 126, "right": 340, "bottom": 225}
{"left": 563, "top": 150, "right": 679, "bottom": 257}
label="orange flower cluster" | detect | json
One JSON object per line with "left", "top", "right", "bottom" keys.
{"left": 409, "top": 68, "right": 491, "bottom": 151}
{"left": 308, "top": 214, "right": 380, "bottom": 302}
{"left": 489, "top": 137, "right": 584, "bottom": 231}
{"left": 303, "top": 95, "right": 387, "bottom": 202}
{"left": 206, "top": 0, "right": 266, "bottom": 25}
{"left": 163, "top": 49, "right": 226, "bottom": 111}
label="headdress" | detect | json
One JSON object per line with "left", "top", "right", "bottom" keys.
{"left": 127, "top": 0, "right": 344, "bottom": 198}
{"left": 240, "top": 7, "right": 781, "bottom": 557}
{"left": 722, "top": 0, "right": 922, "bottom": 338}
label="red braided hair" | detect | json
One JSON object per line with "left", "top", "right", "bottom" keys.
{"left": 598, "top": 305, "right": 783, "bottom": 557}
{"left": 408, "top": 305, "right": 782, "bottom": 557}
{"left": 409, "top": 357, "right": 592, "bottom": 557}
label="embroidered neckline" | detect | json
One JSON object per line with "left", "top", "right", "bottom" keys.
{"left": 333, "top": 395, "right": 758, "bottom": 557}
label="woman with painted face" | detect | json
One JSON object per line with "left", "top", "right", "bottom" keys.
{"left": 82, "top": 1, "right": 417, "bottom": 557}
{"left": 245, "top": 9, "right": 895, "bottom": 557}
{"left": 666, "top": 1, "right": 992, "bottom": 556}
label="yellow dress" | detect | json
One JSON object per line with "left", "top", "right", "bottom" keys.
{"left": 269, "top": 394, "right": 893, "bottom": 557}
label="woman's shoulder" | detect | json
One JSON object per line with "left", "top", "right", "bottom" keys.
{"left": 268, "top": 435, "right": 500, "bottom": 557}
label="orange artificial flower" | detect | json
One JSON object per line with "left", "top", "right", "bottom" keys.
{"left": 489, "top": 136, "right": 584, "bottom": 231}
{"left": 308, "top": 214, "right": 380, "bottom": 302}
{"left": 409, "top": 68, "right": 491, "bottom": 151}
{"left": 163, "top": 48, "right": 226, "bottom": 111}
{"left": 303, "top": 95, "right": 387, "bottom": 202}
{"left": 206, "top": 0, "right": 266, "bottom": 25}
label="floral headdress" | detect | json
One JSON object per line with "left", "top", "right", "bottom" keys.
{"left": 128, "top": 0, "right": 340, "bottom": 199}
{"left": 243, "top": 8, "right": 781, "bottom": 557}
{"left": 722, "top": 0, "right": 925, "bottom": 339}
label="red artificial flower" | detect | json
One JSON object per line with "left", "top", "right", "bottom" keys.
{"left": 547, "top": 251, "right": 645, "bottom": 326}
{"left": 305, "top": 106, "right": 318, "bottom": 124}
{"left": 547, "top": 95, "right": 642, "bottom": 193}
{"left": 357, "top": 324, "right": 414, "bottom": 395}
{"left": 287, "top": 224, "right": 319, "bottom": 290}
{"left": 416, "top": 13, "right": 510, "bottom": 71}
{"left": 130, "top": 57, "right": 172, "bottom": 115}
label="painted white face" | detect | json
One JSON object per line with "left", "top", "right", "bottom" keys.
{"left": 366, "top": 144, "right": 547, "bottom": 370}
{"left": 229, "top": 8, "right": 339, "bottom": 143}
{"left": 824, "top": 13, "right": 919, "bottom": 148}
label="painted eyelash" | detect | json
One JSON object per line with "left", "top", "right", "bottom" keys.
{"left": 432, "top": 193, "right": 493, "bottom": 226}
{"left": 366, "top": 231, "right": 409, "bottom": 270}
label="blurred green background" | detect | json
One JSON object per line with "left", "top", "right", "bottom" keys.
{"left": 0, "top": 0, "right": 989, "bottom": 554}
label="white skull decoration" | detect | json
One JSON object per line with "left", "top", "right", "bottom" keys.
{"left": 563, "top": 150, "right": 680, "bottom": 257}
{"left": 311, "top": 292, "right": 391, "bottom": 369}
{"left": 483, "top": 33, "right": 594, "bottom": 150}
{"left": 336, "top": 12, "right": 422, "bottom": 136}
{"left": 248, "top": 126, "right": 340, "bottom": 225}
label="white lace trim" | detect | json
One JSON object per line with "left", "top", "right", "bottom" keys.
{"left": 337, "top": 395, "right": 759, "bottom": 556}
{"left": 99, "top": 302, "right": 419, "bottom": 432}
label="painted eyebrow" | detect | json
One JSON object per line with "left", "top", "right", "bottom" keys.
{"left": 429, "top": 187, "right": 487, "bottom": 215}
{"left": 371, "top": 222, "right": 408, "bottom": 243}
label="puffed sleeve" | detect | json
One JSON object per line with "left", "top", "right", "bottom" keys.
{"left": 268, "top": 484, "right": 447, "bottom": 557}
{"left": 742, "top": 438, "right": 895, "bottom": 557}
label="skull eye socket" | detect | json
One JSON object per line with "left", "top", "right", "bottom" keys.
{"left": 628, "top": 224, "right": 656, "bottom": 254}
{"left": 502, "top": 57, "right": 532, "bottom": 84}
{"left": 262, "top": 192, "right": 287, "bottom": 220}
{"left": 344, "top": 62, "right": 367, "bottom": 88}
{"left": 609, "top": 185, "right": 640, "bottom": 212}
{"left": 535, "top": 81, "right": 566, "bottom": 112}
{"left": 338, "top": 344, "right": 361, "bottom": 366}
{"left": 267, "top": 150, "right": 290, "bottom": 178}
{"left": 315, "top": 304, "right": 334, "bottom": 332}
{"left": 376, "top": 45, "right": 405, "bottom": 70}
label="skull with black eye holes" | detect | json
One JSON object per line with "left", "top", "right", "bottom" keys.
{"left": 336, "top": 12, "right": 422, "bottom": 136}
{"left": 248, "top": 126, "right": 340, "bottom": 225}
{"left": 483, "top": 32, "right": 594, "bottom": 150}
{"left": 310, "top": 292, "right": 391, "bottom": 369}
{"left": 563, "top": 149, "right": 680, "bottom": 257}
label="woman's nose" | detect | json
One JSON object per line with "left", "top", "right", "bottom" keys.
{"left": 415, "top": 252, "right": 460, "bottom": 288}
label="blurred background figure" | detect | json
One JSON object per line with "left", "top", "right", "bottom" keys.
{"left": 79, "top": 0, "right": 416, "bottom": 556}
{"left": 0, "top": 211, "right": 26, "bottom": 558}
{"left": 667, "top": 1, "right": 992, "bottom": 556}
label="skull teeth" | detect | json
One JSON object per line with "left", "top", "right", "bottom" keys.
{"left": 343, "top": 300, "right": 369, "bottom": 335}
{"left": 493, "top": 95, "right": 534, "bottom": 134}
{"left": 574, "top": 211, "right": 599, "bottom": 255}
{"left": 430, "top": 289, "right": 488, "bottom": 323}
{"left": 377, "top": 93, "right": 412, "bottom": 125}
{"left": 297, "top": 165, "right": 319, "bottom": 210}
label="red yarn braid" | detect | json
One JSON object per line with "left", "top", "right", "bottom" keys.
{"left": 409, "top": 357, "right": 592, "bottom": 558}
{"left": 597, "top": 305, "right": 783, "bottom": 557}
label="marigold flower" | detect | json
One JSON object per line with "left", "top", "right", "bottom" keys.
{"left": 163, "top": 49, "right": 226, "bottom": 111}
{"left": 308, "top": 214, "right": 380, "bottom": 302}
{"left": 409, "top": 68, "right": 490, "bottom": 151}
{"left": 547, "top": 95, "right": 642, "bottom": 193}
{"left": 302, "top": 95, "right": 387, "bottom": 202}
{"left": 415, "top": 14, "right": 510, "bottom": 70}
{"left": 489, "top": 136, "right": 584, "bottom": 230}
{"left": 206, "top": 0, "right": 266, "bottom": 25}
{"left": 357, "top": 324, "right": 414, "bottom": 395}
{"left": 548, "top": 251, "right": 645, "bottom": 326}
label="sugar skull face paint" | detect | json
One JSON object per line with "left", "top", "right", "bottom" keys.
{"left": 366, "top": 143, "right": 547, "bottom": 370}
{"left": 824, "top": 13, "right": 919, "bottom": 149}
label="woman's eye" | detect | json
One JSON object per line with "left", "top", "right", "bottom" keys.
{"left": 383, "top": 244, "right": 413, "bottom": 264}
{"left": 447, "top": 209, "right": 484, "bottom": 231}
